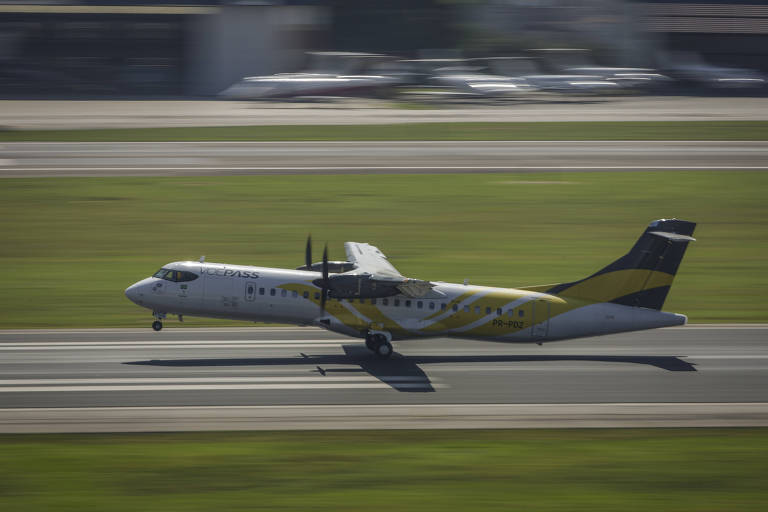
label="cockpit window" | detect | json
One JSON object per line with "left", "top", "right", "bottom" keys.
{"left": 177, "top": 271, "right": 199, "bottom": 282}
{"left": 152, "top": 268, "right": 199, "bottom": 282}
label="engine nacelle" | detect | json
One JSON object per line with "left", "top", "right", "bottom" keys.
{"left": 325, "top": 274, "right": 400, "bottom": 299}
{"left": 296, "top": 260, "right": 356, "bottom": 273}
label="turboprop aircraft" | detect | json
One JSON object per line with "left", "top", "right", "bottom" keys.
{"left": 125, "top": 219, "right": 696, "bottom": 359}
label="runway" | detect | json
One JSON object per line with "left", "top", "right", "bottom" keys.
{"left": 1, "top": 326, "right": 767, "bottom": 431}
{"left": 2, "top": 96, "right": 768, "bottom": 129}
{"left": 2, "top": 141, "right": 767, "bottom": 177}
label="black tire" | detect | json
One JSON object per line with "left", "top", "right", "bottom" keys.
{"left": 365, "top": 335, "right": 376, "bottom": 351}
{"left": 376, "top": 341, "right": 393, "bottom": 359}
{"left": 152, "top": 320, "right": 163, "bottom": 331}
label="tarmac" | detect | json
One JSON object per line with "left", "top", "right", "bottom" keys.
{"left": 1, "top": 96, "right": 768, "bottom": 130}
{"left": 1, "top": 325, "right": 766, "bottom": 431}
{"left": 2, "top": 140, "right": 766, "bottom": 177}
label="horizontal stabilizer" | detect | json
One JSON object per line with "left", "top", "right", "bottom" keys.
{"left": 649, "top": 231, "right": 696, "bottom": 242}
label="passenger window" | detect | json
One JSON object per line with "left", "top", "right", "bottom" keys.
{"left": 519, "top": 310, "right": 525, "bottom": 317}
{"left": 405, "top": 300, "right": 412, "bottom": 307}
{"left": 270, "top": 289, "right": 276, "bottom": 296}
{"left": 474, "top": 306, "right": 480, "bottom": 314}
{"left": 394, "top": 299, "right": 400, "bottom": 307}
{"left": 382, "top": 298, "right": 389, "bottom": 306}
{"left": 417, "top": 301, "right": 423, "bottom": 309}
{"left": 314, "top": 292, "right": 320, "bottom": 300}
{"left": 429, "top": 302, "right": 435, "bottom": 310}
{"left": 292, "top": 291, "right": 298, "bottom": 298}
{"left": 281, "top": 289, "right": 287, "bottom": 297}
{"left": 485, "top": 307, "right": 491, "bottom": 315}
{"left": 441, "top": 303, "right": 447, "bottom": 311}
{"left": 303, "top": 291, "right": 309, "bottom": 299}
{"left": 507, "top": 310, "right": 514, "bottom": 317}
{"left": 259, "top": 287, "right": 265, "bottom": 295}
{"left": 452, "top": 304, "right": 458, "bottom": 312}
{"left": 371, "top": 298, "right": 377, "bottom": 305}
{"left": 496, "top": 308, "right": 502, "bottom": 316}
{"left": 464, "top": 305, "right": 470, "bottom": 313}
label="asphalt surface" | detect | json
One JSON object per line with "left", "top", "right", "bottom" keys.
{"left": 2, "top": 141, "right": 767, "bottom": 177}
{"left": 2, "top": 96, "right": 768, "bottom": 129}
{"left": 1, "top": 326, "right": 766, "bottom": 431}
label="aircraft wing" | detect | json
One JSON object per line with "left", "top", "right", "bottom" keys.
{"left": 343, "top": 241, "right": 437, "bottom": 298}
{"left": 344, "top": 242, "right": 403, "bottom": 280}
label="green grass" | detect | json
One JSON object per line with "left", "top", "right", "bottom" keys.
{"left": 0, "top": 171, "right": 766, "bottom": 327}
{"left": 1, "top": 429, "right": 766, "bottom": 512}
{"left": 1, "top": 121, "right": 767, "bottom": 141}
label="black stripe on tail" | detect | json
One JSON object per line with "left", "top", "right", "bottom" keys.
{"left": 547, "top": 219, "right": 696, "bottom": 310}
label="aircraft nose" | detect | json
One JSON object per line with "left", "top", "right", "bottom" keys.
{"left": 125, "top": 283, "right": 143, "bottom": 305}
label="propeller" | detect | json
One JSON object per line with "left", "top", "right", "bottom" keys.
{"left": 305, "top": 234, "right": 312, "bottom": 271}
{"left": 320, "top": 244, "right": 329, "bottom": 313}
{"left": 308, "top": 235, "right": 331, "bottom": 314}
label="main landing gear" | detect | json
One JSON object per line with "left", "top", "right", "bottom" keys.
{"left": 365, "top": 332, "right": 393, "bottom": 359}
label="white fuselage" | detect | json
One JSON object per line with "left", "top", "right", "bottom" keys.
{"left": 125, "top": 260, "right": 686, "bottom": 343}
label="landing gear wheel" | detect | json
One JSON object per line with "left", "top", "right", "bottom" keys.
{"left": 152, "top": 320, "right": 163, "bottom": 331}
{"left": 376, "top": 341, "right": 393, "bottom": 359}
{"left": 365, "top": 335, "right": 376, "bottom": 351}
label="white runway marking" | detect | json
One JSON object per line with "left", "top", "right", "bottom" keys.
{"left": 5, "top": 140, "right": 768, "bottom": 146}
{"left": 0, "top": 344, "right": 343, "bottom": 350}
{"left": 5, "top": 165, "right": 768, "bottom": 172}
{"left": 0, "top": 339, "right": 346, "bottom": 350}
{"left": 0, "top": 327, "right": 320, "bottom": 334}
{"left": 0, "top": 339, "right": 343, "bottom": 346}
{"left": 0, "top": 383, "right": 436, "bottom": 392}
{"left": 1, "top": 403, "right": 766, "bottom": 431}
{"left": 0, "top": 376, "right": 433, "bottom": 385}
{"left": 0, "top": 375, "right": 442, "bottom": 392}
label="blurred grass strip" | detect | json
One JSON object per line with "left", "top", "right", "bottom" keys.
{"left": 0, "top": 172, "right": 766, "bottom": 327}
{"left": 1, "top": 429, "right": 766, "bottom": 512}
{"left": 1, "top": 121, "right": 767, "bottom": 141}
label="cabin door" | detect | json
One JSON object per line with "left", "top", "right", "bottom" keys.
{"left": 532, "top": 300, "right": 550, "bottom": 338}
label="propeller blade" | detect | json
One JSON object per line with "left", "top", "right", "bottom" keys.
{"left": 320, "top": 244, "right": 329, "bottom": 315}
{"left": 322, "top": 244, "right": 329, "bottom": 283}
{"left": 305, "top": 234, "right": 312, "bottom": 270}
{"left": 320, "top": 287, "right": 327, "bottom": 313}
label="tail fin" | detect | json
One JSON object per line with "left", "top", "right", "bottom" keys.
{"left": 547, "top": 219, "right": 696, "bottom": 310}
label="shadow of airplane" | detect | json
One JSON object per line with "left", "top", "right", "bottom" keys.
{"left": 125, "top": 344, "right": 696, "bottom": 393}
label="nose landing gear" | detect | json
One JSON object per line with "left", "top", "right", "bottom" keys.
{"left": 365, "top": 331, "right": 393, "bottom": 359}
{"left": 151, "top": 311, "right": 166, "bottom": 331}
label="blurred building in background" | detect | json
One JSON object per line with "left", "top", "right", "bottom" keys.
{"left": 459, "top": 0, "right": 768, "bottom": 70}
{"left": 638, "top": 0, "right": 768, "bottom": 70}
{"left": 0, "top": 0, "right": 766, "bottom": 97}
{"left": 0, "top": 1, "right": 329, "bottom": 96}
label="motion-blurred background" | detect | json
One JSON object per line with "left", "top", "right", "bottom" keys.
{"left": 1, "top": 0, "right": 766, "bottom": 98}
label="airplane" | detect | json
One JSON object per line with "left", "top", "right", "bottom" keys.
{"left": 125, "top": 219, "right": 696, "bottom": 359}
{"left": 219, "top": 51, "right": 403, "bottom": 100}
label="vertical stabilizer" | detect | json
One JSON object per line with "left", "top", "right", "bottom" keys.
{"left": 547, "top": 219, "right": 696, "bottom": 310}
